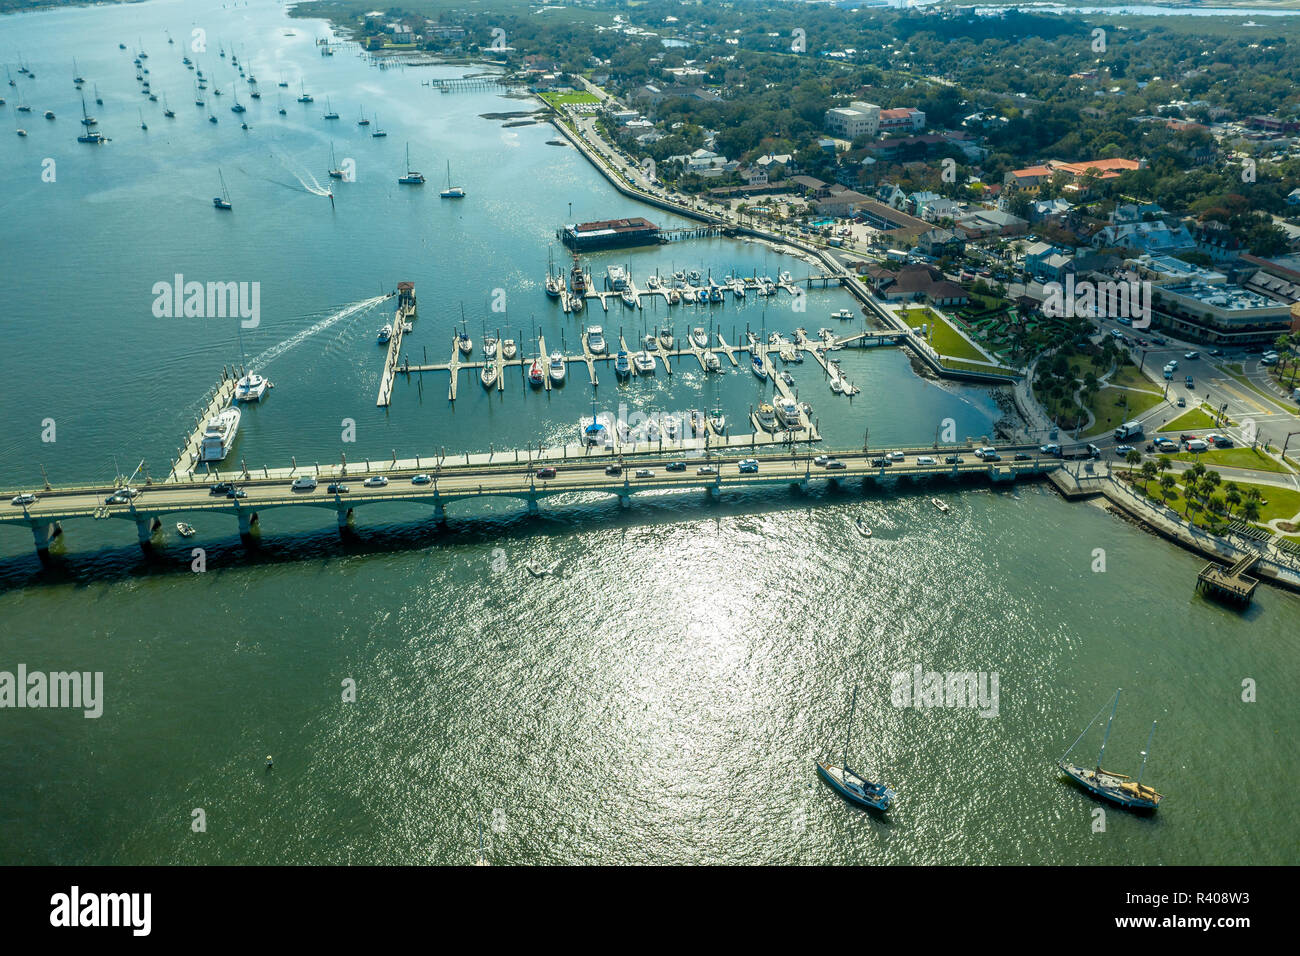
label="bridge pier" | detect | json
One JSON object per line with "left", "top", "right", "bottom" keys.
{"left": 707, "top": 484, "right": 720, "bottom": 500}
{"left": 135, "top": 515, "right": 163, "bottom": 552}
{"left": 619, "top": 495, "right": 631, "bottom": 508}
{"left": 527, "top": 498, "right": 540, "bottom": 515}
{"left": 237, "top": 510, "right": 261, "bottom": 546}
{"left": 434, "top": 501, "right": 446, "bottom": 524}
{"left": 32, "top": 521, "right": 63, "bottom": 563}
{"left": 337, "top": 507, "right": 356, "bottom": 537}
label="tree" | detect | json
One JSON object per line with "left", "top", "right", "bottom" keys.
{"left": 1241, "top": 499, "right": 1262, "bottom": 523}
{"left": 1159, "top": 473, "right": 1177, "bottom": 503}
{"left": 1125, "top": 448, "right": 1142, "bottom": 473}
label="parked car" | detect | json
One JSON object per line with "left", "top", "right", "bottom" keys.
{"left": 534, "top": 467, "right": 556, "bottom": 480}
{"left": 327, "top": 483, "right": 349, "bottom": 494}
{"left": 1185, "top": 439, "right": 1209, "bottom": 453}
{"left": 10, "top": 493, "right": 37, "bottom": 507}
{"left": 363, "top": 475, "right": 390, "bottom": 487}
{"left": 410, "top": 474, "right": 432, "bottom": 485}
{"left": 738, "top": 459, "right": 759, "bottom": 473}
{"left": 1210, "top": 435, "right": 1234, "bottom": 448}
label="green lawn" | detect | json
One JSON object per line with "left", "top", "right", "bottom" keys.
{"left": 940, "top": 358, "right": 1017, "bottom": 378}
{"left": 1132, "top": 476, "right": 1300, "bottom": 532}
{"left": 900, "top": 306, "right": 988, "bottom": 363}
{"left": 1108, "top": 363, "right": 1157, "bottom": 391}
{"left": 1167, "top": 446, "right": 1292, "bottom": 475}
{"left": 540, "top": 91, "right": 601, "bottom": 107}
{"left": 1083, "top": 386, "right": 1164, "bottom": 437}
{"left": 1160, "top": 407, "right": 1219, "bottom": 432}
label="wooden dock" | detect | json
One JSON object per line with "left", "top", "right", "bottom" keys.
{"left": 172, "top": 373, "right": 239, "bottom": 477}
{"left": 376, "top": 283, "right": 417, "bottom": 407}
{"left": 1197, "top": 553, "right": 1260, "bottom": 606}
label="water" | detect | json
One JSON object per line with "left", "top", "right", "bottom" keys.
{"left": 1, "top": 0, "right": 1297, "bottom": 866}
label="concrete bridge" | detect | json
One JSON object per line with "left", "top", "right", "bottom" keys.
{"left": 4, "top": 444, "right": 1058, "bottom": 561}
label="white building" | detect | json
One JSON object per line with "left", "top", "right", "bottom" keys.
{"left": 824, "top": 101, "right": 880, "bottom": 139}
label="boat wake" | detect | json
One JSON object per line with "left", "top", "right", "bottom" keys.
{"left": 271, "top": 149, "right": 334, "bottom": 197}
{"left": 249, "top": 294, "right": 389, "bottom": 369}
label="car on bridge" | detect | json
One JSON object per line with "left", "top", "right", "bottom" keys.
{"left": 226, "top": 487, "right": 247, "bottom": 499}
{"left": 363, "top": 475, "right": 390, "bottom": 487}
{"left": 291, "top": 476, "right": 318, "bottom": 492}
{"left": 106, "top": 488, "right": 141, "bottom": 504}
{"left": 410, "top": 474, "right": 432, "bottom": 485}
{"left": 870, "top": 457, "right": 891, "bottom": 467}
{"left": 738, "top": 459, "right": 759, "bottom": 473}
{"left": 535, "top": 467, "right": 556, "bottom": 480}
{"left": 916, "top": 456, "right": 937, "bottom": 465}
{"left": 604, "top": 464, "right": 622, "bottom": 476}
{"left": 824, "top": 460, "right": 846, "bottom": 470}
{"left": 886, "top": 451, "right": 905, "bottom": 462}
{"left": 697, "top": 465, "right": 719, "bottom": 476}
{"left": 814, "top": 455, "right": 830, "bottom": 466}
{"left": 1014, "top": 452, "right": 1032, "bottom": 461}
{"left": 1039, "top": 443, "right": 1061, "bottom": 457}
{"left": 634, "top": 469, "right": 654, "bottom": 478}
{"left": 10, "top": 493, "right": 37, "bottom": 507}
{"left": 666, "top": 461, "right": 687, "bottom": 472}
{"left": 209, "top": 482, "right": 233, "bottom": 496}
{"left": 944, "top": 455, "right": 964, "bottom": 464}
{"left": 327, "top": 483, "right": 349, "bottom": 494}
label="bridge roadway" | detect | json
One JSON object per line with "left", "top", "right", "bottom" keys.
{"left": 3, "top": 443, "right": 1057, "bottom": 558}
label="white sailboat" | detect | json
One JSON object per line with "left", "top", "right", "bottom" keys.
{"left": 440, "top": 160, "right": 465, "bottom": 198}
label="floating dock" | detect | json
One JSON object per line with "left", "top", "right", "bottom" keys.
{"left": 376, "top": 282, "right": 416, "bottom": 407}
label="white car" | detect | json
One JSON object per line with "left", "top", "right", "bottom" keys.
{"left": 362, "top": 476, "right": 389, "bottom": 488}
{"left": 916, "top": 456, "right": 937, "bottom": 465}
{"left": 634, "top": 469, "right": 654, "bottom": 478}
{"left": 886, "top": 451, "right": 905, "bottom": 462}
{"left": 11, "top": 493, "right": 37, "bottom": 507}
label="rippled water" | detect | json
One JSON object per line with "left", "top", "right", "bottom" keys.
{"left": 1, "top": 0, "right": 1297, "bottom": 866}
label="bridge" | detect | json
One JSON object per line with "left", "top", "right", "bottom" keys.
{"left": 4, "top": 444, "right": 1058, "bottom": 562}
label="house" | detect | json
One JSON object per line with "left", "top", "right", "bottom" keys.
{"left": 1190, "top": 222, "right": 1243, "bottom": 263}
{"left": 815, "top": 190, "right": 873, "bottom": 217}
{"left": 1030, "top": 198, "right": 1072, "bottom": 223}
{"left": 740, "top": 166, "right": 768, "bottom": 186}
{"left": 874, "top": 265, "right": 970, "bottom": 306}
{"left": 1287, "top": 188, "right": 1300, "bottom": 207}
{"left": 915, "top": 228, "right": 965, "bottom": 258}
{"left": 877, "top": 107, "right": 925, "bottom": 134}
{"left": 1091, "top": 220, "right": 1196, "bottom": 256}
{"left": 956, "top": 209, "right": 1028, "bottom": 239}
{"left": 1023, "top": 241, "right": 1060, "bottom": 274}
{"left": 790, "top": 175, "right": 831, "bottom": 198}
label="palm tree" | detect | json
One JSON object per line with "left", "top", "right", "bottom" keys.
{"left": 1225, "top": 483, "right": 1242, "bottom": 515}
{"left": 1241, "top": 499, "right": 1262, "bottom": 523}
{"left": 1125, "top": 448, "right": 1142, "bottom": 474}
{"left": 1156, "top": 454, "right": 1171, "bottom": 480}
{"left": 1140, "top": 459, "right": 1158, "bottom": 485}
{"left": 1159, "top": 473, "right": 1177, "bottom": 504}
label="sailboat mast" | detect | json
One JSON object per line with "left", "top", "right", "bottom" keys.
{"left": 843, "top": 685, "right": 858, "bottom": 772}
{"left": 1137, "top": 720, "right": 1156, "bottom": 785}
{"left": 1097, "top": 688, "right": 1120, "bottom": 771}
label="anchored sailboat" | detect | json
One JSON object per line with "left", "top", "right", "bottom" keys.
{"left": 815, "top": 685, "right": 896, "bottom": 812}
{"left": 1059, "top": 689, "right": 1162, "bottom": 812}
{"left": 440, "top": 160, "right": 465, "bottom": 198}
{"left": 397, "top": 142, "right": 424, "bottom": 184}
{"left": 213, "top": 169, "right": 233, "bottom": 210}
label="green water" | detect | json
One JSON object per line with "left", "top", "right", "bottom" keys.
{"left": 1, "top": 0, "right": 1297, "bottom": 865}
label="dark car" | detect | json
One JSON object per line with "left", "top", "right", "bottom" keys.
{"left": 944, "top": 455, "right": 964, "bottom": 464}
{"left": 1013, "top": 452, "right": 1031, "bottom": 461}
{"left": 536, "top": 467, "right": 557, "bottom": 479}
{"left": 824, "top": 460, "right": 846, "bottom": 470}
{"left": 665, "top": 461, "right": 686, "bottom": 472}
{"left": 604, "top": 465, "right": 622, "bottom": 476}
{"left": 209, "top": 482, "right": 233, "bottom": 496}
{"left": 226, "top": 487, "right": 247, "bottom": 499}
{"left": 982, "top": 452, "right": 1003, "bottom": 462}
{"left": 870, "top": 457, "right": 891, "bottom": 467}
{"left": 327, "top": 483, "right": 349, "bottom": 494}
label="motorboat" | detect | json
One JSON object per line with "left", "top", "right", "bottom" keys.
{"left": 234, "top": 372, "right": 270, "bottom": 402}
{"left": 781, "top": 371, "right": 795, "bottom": 387}
{"left": 377, "top": 325, "right": 392, "bottom": 344}
{"left": 176, "top": 522, "right": 197, "bottom": 538}
{"left": 690, "top": 327, "right": 709, "bottom": 349}
{"left": 855, "top": 518, "right": 872, "bottom": 538}
{"left": 586, "top": 326, "right": 606, "bottom": 354}
{"left": 708, "top": 409, "right": 726, "bottom": 433}
{"left": 703, "top": 352, "right": 721, "bottom": 372}
{"left": 606, "top": 265, "right": 627, "bottom": 290}
{"left": 931, "top": 498, "right": 949, "bottom": 513}
{"left": 614, "top": 350, "right": 631, "bottom": 377}
{"left": 643, "top": 333, "right": 658, "bottom": 352}
{"left": 199, "top": 406, "right": 242, "bottom": 462}
{"left": 833, "top": 308, "right": 855, "bottom": 320}
{"left": 830, "top": 376, "right": 844, "bottom": 394}
{"left": 775, "top": 398, "right": 802, "bottom": 428}
{"left": 621, "top": 288, "right": 637, "bottom": 308}
{"left": 549, "top": 351, "right": 566, "bottom": 384}
{"left": 755, "top": 403, "right": 778, "bottom": 431}
{"left": 633, "top": 351, "right": 656, "bottom": 374}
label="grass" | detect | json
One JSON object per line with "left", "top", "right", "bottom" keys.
{"left": 899, "top": 306, "right": 989, "bottom": 363}
{"left": 1109, "top": 363, "right": 1159, "bottom": 392}
{"left": 540, "top": 91, "right": 601, "bottom": 107}
{"left": 1160, "top": 407, "right": 1219, "bottom": 432}
{"left": 1132, "top": 476, "right": 1300, "bottom": 533}
{"left": 1167, "top": 446, "right": 1292, "bottom": 475}
{"left": 939, "top": 358, "right": 1018, "bottom": 379}
{"left": 1083, "top": 386, "right": 1165, "bottom": 438}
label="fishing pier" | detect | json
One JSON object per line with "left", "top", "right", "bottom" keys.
{"left": 1197, "top": 553, "right": 1260, "bottom": 606}
{"left": 376, "top": 282, "right": 417, "bottom": 407}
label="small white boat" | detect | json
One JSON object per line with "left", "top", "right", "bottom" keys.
{"left": 545, "top": 274, "right": 562, "bottom": 298}
{"left": 176, "top": 522, "right": 196, "bottom": 538}
{"left": 781, "top": 371, "right": 795, "bottom": 387}
{"left": 502, "top": 339, "right": 518, "bottom": 360}
{"left": 658, "top": 326, "right": 674, "bottom": 351}
{"left": 621, "top": 288, "right": 637, "bottom": 308}
{"left": 481, "top": 363, "right": 497, "bottom": 389}
{"left": 855, "top": 518, "right": 872, "bottom": 538}
{"left": 586, "top": 326, "right": 606, "bottom": 354}
{"left": 832, "top": 308, "right": 855, "bottom": 321}
{"left": 643, "top": 333, "right": 658, "bottom": 352}
{"left": 377, "top": 325, "right": 392, "bottom": 344}
{"left": 703, "top": 352, "right": 721, "bottom": 372}
{"left": 633, "top": 351, "right": 656, "bottom": 374}
{"left": 549, "top": 351, "right": 566, "bottom": 384}
{"left": 483, "top": 336, "right": 498, "bottom": 360}
{"left": 690, "top": 327, "right": 709, "bottom": 349}
{"left": 458, "top": 332, "right": 473, "bottom": 356}
{"left": 931, "top": 498, "right": 950, "bottom": 513}
{"left": 528, "top": 358, "right": 545, "bottom": 387}
{"left": 708, "top": 409, "right": 726, "bottom": 432}
{"left": 830, "top": 377, "right": 844, "bottom": 394}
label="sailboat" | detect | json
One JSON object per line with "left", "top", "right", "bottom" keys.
{"left": 356, "top": 107, "right": 370, "bottom": 127}
{"left": 138, "top": 108, "right": 147, "bottom": 131}
{"left": 76, "top": 94, "right": 107, "bottom": 143}
{"left": 213, "top": 169, "right": 233, "bottom": 210}
{"left": 328, "top": 142, "right": 344, "bottom": 180}
{"left": 1059, "top": 689, "right": 1162, "bottom": 812}
{"left": 322, "top": 96, "right": 339, "bottom": 120}
{"left": 440, "top": 160, "right": 465, "bottom": 199}
{"left": 72, "top": 59, "right": 85, "bottom": 86}
{"left": 296, "top": 80, "right": 313, "bottom": 103}
{"left": 371, "top": 113, "right": 387, "bottom": 137}
{"left": 397, "top": 143, "right": 424, "bottom": 184}
{"left": 94, "top": 84, "right": 103, "bottom": 106}
{"left": 194, "top": 81, "right": 205, "bottom": 107}
{"left": 815, "top": 685, "right": 896, "bottom": 812}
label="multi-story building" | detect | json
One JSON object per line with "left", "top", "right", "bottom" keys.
{"left": 823, "top": 101, "right": 880, "bottom": 140}
{"left": 1149, "top": 281, "right": 1293, "bottom": 345}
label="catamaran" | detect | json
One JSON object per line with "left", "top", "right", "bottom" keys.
{"left": 815, "top": 686, "right": 896, "bottom": 812}
{"left": 398, "top": 143, "right": 424, "bottom": 184}
{"left": 213, "top": 169, "right": 233, "bottom": 210}
{"left": 1059, "top": 689, "right": 1162, "bottom": 812}
{"left": 440, "top": 160, "right": 465, "bottom": 198}
{"left": 235, "top": 372, "right": 270, "bottom": 402}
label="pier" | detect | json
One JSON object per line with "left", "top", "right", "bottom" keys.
{"left": 376, "top": 283, "right": 416, "bottom": 407}
{"left": 1197, "top": 553, "right": 1260, "bottom": 606}
{"left": 171, "top": 373, "right": 238, "bottom": 477}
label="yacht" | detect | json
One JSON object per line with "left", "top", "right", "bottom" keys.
{"left": 614, "top": 350, "right": 631, "bottom": 377}
{"left": 377, "top": 325, "right": 392, "bottom": 344}
{"left": 775, "top": 398, "right": 802, "bottom": 428}
{"left": 633, "top": 351, "right": 656, "bottom": 375}
{"left": 833, "top": 308, "right": 854, "bottom": 320}
{"left": 666, "top": 289, "right": 681, "bottom": 306}
{"left": 483, "top": 336, "right": 498, "bottom": 360}
{"left": 703, "top": 352, "right": 721, "bottom": 372}
{"left": 621, "top": 287, "right": 637, "bottom": 309}
{"left": 606, "top": 265, "right": 627, "bottom": 291}
{"left": 690, "top": 327, "right": 709, "bottom": 349}
{"left": 642, "top": 333, "right": 658, "bottom": 352}
{"left": 751, "top": 353, "right": 767, "bottom": 380}
{"left": 528, "top": 357, "right": 545, "bottom": 387}
{"left": 586, "top": 327, "right": 606, "bottom": 354}
{"left": 708, "top": 285, "right": 724, "bottom": 303}
{"left": 756, "top": 403, "right": 778, "bottom": 432}
{"left": 502, "top": 339, "right": 518, "bottom": 360}
{"left": 1059, "top": 690, "right": 1162, "bottom": 812}
{"left": 234, "top": 371, "right": 270, "bottom": 402}
{"left": 199, "top": 406, "right": 242, "bottom": 462}
{"left": 781, "top": 371, "right": 795, "bottom": 387}
{"left": 581, "top": 415, "right": 610, "bottom": 447}
{"left": 213, "top": 170, "right": 233, "bottom": 209}
{"left": 296, "top": 81, "right": 313, "bottom": 103}
{"left": 658, "top": 325, "right": 674, "bottom": 351}
{"left": 688, "top": 269, "right": 702, "bottom": 282}
{"left": 549, "top": 351, "right": 566, "bottom": 384}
